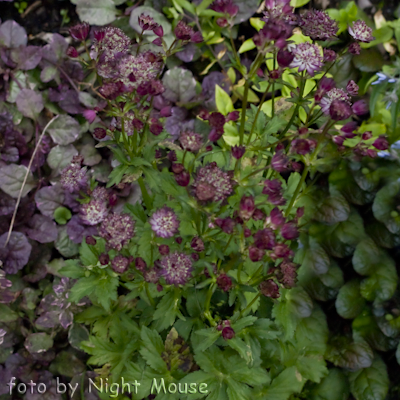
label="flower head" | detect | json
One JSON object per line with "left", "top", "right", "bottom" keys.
{"left": 263, "top": 179, "right": 285, "bottom": 205}
{"left": 300, "top": 10, "right": 338, "bottom": 40}
{"left": 210, "top": 0, "right": 239, "bottom": 17}
{"left": 192, "top": 163, "right": 233, "bottom": 203}
{"left": 222, "top": 326, "right": 235, "bottom": 340}
{"left": 174, "top": 21, "right": 203, "bottom": 43}
{"left": 348, "top": 42, "right": 361, "bottom": 55}
{"left": 79, "top": 200, "right": 109, "bottom": 226}
{"left": 348, "top": 20, "right": 374, "bottom": 43}
{"left": 69, "top": 22, "right": 90, "bottom": 41}
{"left": 232, "top": 145, "right": 246, "bottom": 159}
{"left": 60, "top": 163, "right": 88, "bottom": 193}
{"left": 264, "top": 0, "right": 294, "bottom": 22}
{"left": 254, "top": 228, "right": 276, "bottom": 250}
{"left": 179, "top": 131, "right": 203, "bottom": 152}
{"left": 346, "top": 80, "right": 359, "bottom": 96}
{"left": 160, "top": 252, "right": 193, "bottom": 285}
{"left": 323, "top": 48, "right": 336, "bottom": 62}
{"left": 320, "top": 88, "right": 351, "bottom": 114}
{"left": 330, "top": 100, "right": 353, "bottom": 121}
{"left": 138, "top": 14, "right": 158, "bottom": 31}
{"left": 99, "top": 213, "right": 135, "bottom": 250}
{"left": 149, "top": 207, "right": 180, "bottom": 238}
{"left": 259, "top": 279, "right": 280, "bottom": 298}
{"left": 111, "top": 255, "right": 130, "bottom": 274}
{"left": 290, "top": 42, "right": 323, "bottom": 76}
{"left": 217, "top": 274, "right": 233, "bottom": 292}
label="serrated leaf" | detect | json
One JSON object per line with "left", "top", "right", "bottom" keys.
{"left": 139, "top": 326, "right": 167, "bottom": 373}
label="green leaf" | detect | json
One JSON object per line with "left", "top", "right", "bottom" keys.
{"left": 69, "top": 275, "right": 97, "bottom": 303}
{"left": 215, "top": 85, "right": 234, "bottom": 116}
{"left": 239, "top": 38, "right": 256, "bottom": 53}
{"left": 79, "top": 240, "right": 98, "bottom": 266}
{"left": 53, "top": 206, "right": 72, "bottom": 225}
{"left": 59, "top": 259, "right": 85, "bottom": 279}
{"left": 70, "top": 0, "right": 117, "bottom": 25}
{"left": 261, "top": 366, "right": 305, "bottom": 400}
{"left": 302, "top": 240, "right": 330, "bottom": 275}
{"left": 310, "top": 368, "right": 350, "bottom": 400}
{"left": 0, "top": 164, "right": 35, "bottom": 198}
{"left": 348, "top": 356, "right": 389, "bottom": 400}
{"left": 48, "top": 115, "right": 80, "bottom": 145}
{"left": 139, "top": 326, "right": 168, "bottom": 373}
{"left": 335, "top": 280, "right": 365, "bottom": 319}
{"left": 0, "top": 304, "right": 19, "bottom": 322}
{"left": 315, "top": 194, "right": 350, "bottom": 224}
{"left": 194, "top": 328, "right": 221, "bottom": 352}
{"left": 153, "top": 290, "right": 185, "bottom": 331}
{"left": 106, "top": 164, "right": 129, "bottom": 188}
{"left": 25, "top": 333, "right": 53, "bottom": 354}
{"left": 290, "top": 0, "right": 311, "bottom": 7}
{"left": 352, "top": 238, "right": 382, "bottom": 275}
{"left": 360, "top": 261, "right": 397, "bottom": 302}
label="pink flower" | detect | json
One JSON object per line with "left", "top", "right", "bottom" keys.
{"left": 348, "top": 20, "right": 374, "bottom": 43}
{"left": 289, "top": 42, "right": 323, "bottom": 76}
{"left": 83, "top": 109, "right": 97, "bottom": 124}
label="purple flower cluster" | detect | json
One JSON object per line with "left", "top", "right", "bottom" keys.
{"left": 289, "top": 42, "right": 324, "bottom": 76}
{"left": 99, "top": 212, "right": 135, "bottom": 250}
{"left": 299, "top": 10, "right": 338, "bottom": 41}
{"left": 348, "top": 20, "right": 375, "bottom": 43}
{"left": 192, "top": 162, "right": 233, "bottom": 202}
{"left": 160, "top": 252, "right": 193, "bottom": 285}
{"left": 149, "top": 207, "right": 180, "bottom": 238}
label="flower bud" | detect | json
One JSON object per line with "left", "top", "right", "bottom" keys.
{"left": 171, "top": 163, "right": 184, "bottom": 174}
{"left": 259, "top": 280, "right": 280, "bottom": 298}
{"left": 175, "top": 171, "right": 190, "bottom": 186}
{"left": 153, "top": 25, "right": 164, "bottom": 37}
{"left": 349, "top": 42, "right": 361, "bottom": 55}
{"left": 232, "top": 145, "right": 245, "bottom": 159}
{"left": 99, "top": 253, "right": 110, "bottom": 265}
{"left": 69, "top": 22, "right": 90, "bottom": 41}
{"left": 352, "top": 99, "right": 369, "bottom": 116}
{"left": 66, "top": 46, "right": 79, "bottom": 58}
{"left": 86, "top": 236, "right": 96, "bottom": 245}
{"left": 191, "top": 253, "right": 199, "bottom": 261}
{"left": 373, "top": 135, "right": 389, "bottom": 151}
{"left": 252, "top": 208, "right": 265, "bottom": 221}
{"left": 329, "top": 100, "right": 353, "bottom": 121}
{"left": 249, "top": 246, "right": 265, "bottom": 262}
{"left": 176, "top": 237, "right": 183, "bottom": 244}
{"left": 159, "top": 244, "right": 170, "bottom": 256}
{"left": 239, "top": 195, "right": 255, "bottom": 220}
{"left": 222, "top": 326, "right": 235, "bottom": 340}
{"left": 362, "top": 131, "right": 372, "bottom": 140}
{"left": 270, "top": 207, "right": 285, "bottom": 227}
{"left": 346, "top": 80, "right": 359, "bottom": 96}
{"left": 135, "top": 257, "right": 147, "bottom": 271}
{"left": 217, "top": 274, "right": 233, "bottom": 292}
{"left": 277, "top": 48, "right": 294, "bottom": 68}
{"left": 281, "top": 222, "right": 299, "bottom": 240}
{"left": 191, "top": 237, "right": 204, "bottom": 252}
{"left": 215, "top": 218, "right": 235, "bottom": 234}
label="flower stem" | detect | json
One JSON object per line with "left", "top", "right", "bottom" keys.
{"left": 203, "top": 283, "right": 216, "bottom": 326}
{"left": 240, "top": 293, "right": 261, "bottom": 317}
{"left": 239, "top": 81, "right": 249, "bottom": 146}
{"left": 285, "top": 164, "right": 309, "bottom": 217}
{"left": 138, "top": 176, "right": 152, "bottom": 210}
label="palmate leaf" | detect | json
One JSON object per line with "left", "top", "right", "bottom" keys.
{"left": 152, "top": 290, "right": 185, "bottom": 332}
{"left": 139, "top": 326, "right": 168, "bottom": 374}
{"left": 182, "top": 346, "right": 270, "bottom": 400}
{"left": 81, "top": 334, "right": 139, "bottom": 380}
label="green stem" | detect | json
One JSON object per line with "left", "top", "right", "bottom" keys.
{"left": 285, "top": 164, "right": 309, "bottom": 217}
{"left": 239, "top": 81, "right": 249, "bottom": 145}
{"left": 240, "top": 293, "right": 261, "bottom": 317}
{"left": 278, "top": 74, "right": 306, "bottom": 140}
{"left": 145, "top": 282, "right": 155, "bottom": 307}
{"left": 138, "top": 176, "right": 152, "bottom": 210}
{"left": 246, "top": 84, "right": 271, "bottom": 146}
{"left": 203, "top": 283, "right": 216, "bottom": 326}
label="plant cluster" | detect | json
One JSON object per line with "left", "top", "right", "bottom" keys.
{"left": 1, "top": 0, "right": 400, "bottom": 399}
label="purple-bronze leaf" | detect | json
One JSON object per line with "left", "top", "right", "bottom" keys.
{"left": 0, "top": 20, "right": 27, "bottom": 49}
{"left": 26, "top": 214, "right": 58, "bottom": 244}
{"left": 16, "top": 89, "right": 44, "bottom": 120}
{"left": 10, "top": 46, "right": 42, "bottom": 70}
{"left": 35, "top": 184, "right": 65, "bottom": 217}
{"left": 35, "top": 311, "right": 60, "bottom": 329}
{"left": 0, "top": 232, "right": 32, "bottom": 274}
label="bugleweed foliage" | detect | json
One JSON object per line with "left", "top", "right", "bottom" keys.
{"left": 1, "top": 0, "right": 400, "bottom": 399}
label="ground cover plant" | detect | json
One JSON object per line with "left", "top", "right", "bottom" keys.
{"left": 1, "top": 0, "right": 400, "bottom": 399}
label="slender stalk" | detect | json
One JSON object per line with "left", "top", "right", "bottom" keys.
{"left": 5, "top": 115, "right": 59, "bottom": 246}
{"left": 246, "top": 84, "right": 271, "bottom": 146}
{"left": 203, "top": 283, "right": 216, "bottom": 326}
{"left": 138, "top": 176, "right": 152, "bottom": 210}
{"left": 239, "top": 81, "right": 249, "bottom": 146}
{"left": 240, "top": 293, "right": 261, "bottom": 317}
{"left": 285, "top": 164, "right": 309, "bottom": 217}
{"left": 278, "top": 74, "right": 306, "bottom": 140}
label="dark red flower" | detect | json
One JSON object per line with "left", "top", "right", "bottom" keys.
{"left": 330, "top": 100, "right": 353, "bottom": 121}
{"left": 249, "top": 246, "right": 265, "bottom": 262}
{"left": 217, "top": 274, "right": 233, "bottom": 292}
{"left": 239, "top": 195, "right": 255, "bottom": 220}
{"left": 254, "top": 228, "right": 276, "bottom": 250}
{"left": 259, "top": 279, "right": 280, "bottom": 298}
{"left": 66, "top": 46, "right": 79, "bottom": 58}
{"left": 352, "top": 99, "right": 369, "bottom": 116}
{"left": 210, "top": 0, "right": 239, "bottom": 17}
{"left": 93, "top": 127, "right": 106, "bottom": 140}
{"left": 159, "top": 244, "right": 170, "bottom": 256}
{"left": 222, "top": 326, "right": 235, "bottom": 340}
{"left": 232, "top": 145, "right": 245, "bottom": 159}
{"left": 135, "top": 257, "right": 147, "bottom": 272}
{"left": 348, "top": 42, "right": 361, "bottom": 55}
{"left": 373, "top": 135, "right": 389, "bottom": 151}
{"left": 175, "top": 171, "right": 191, "bottom": 186}
{"left": 191, "top": 237, "right": 205, "bottom": 252}
{"left": 252, "top": 208, "right": 266, "bottom": 221}
{"left": 69, "top": 22, "right": 90, "bottom": 41}
{"left": 215, "top": 217, "right": 235, "bottom": 234}
{"left": 281, "top": 222, "right": 298, "bottom": 240}
{"left": 99, "top": 253, "right": 110, "bottom": 265}
{"left": 86, "top": 236, "right": 96, "bottom": 245}
{"left": 270, "top": 207, "right": 285, "bottom": 227}
{"left": 277, "top": 48, "right": 294, "bottom": 68}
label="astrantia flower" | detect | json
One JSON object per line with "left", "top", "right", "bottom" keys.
{"left": 180, "top": 131, "right": 203, "bottom": 152}
{"left": 289, "top": 42, "right": 323, "bottom": 76}
{"left": 330, "top": 100, "right": 353, "bottom": 121}
{"left": 280, "top": 260, "right": 297, "bottom": 288}
{"left": 118, "top": 52, "right": 163, "bottom": 91}
{"left": 69, "top": 22, "right": 90, "bottom": 41}
{"left": 348, "top": 42, "right": 361, "bottom": 55}
{"left": 91, "top": 27, "right": 131, "bottom": 59}
{"left": 79, "top": 200, "right": 109, "bottom": 226}
{"left": 60, "top": 163, "right": 88, "bottom": 193}
{"left": 263, "top": 179, "right": 285, "bottom": 205}
{"left": 217, "top": 274, "right": 233, "bottom": 292}
{"left": 99, "top": 213, "right": 135, "bottom": 251}
{"left": 111, "top": 255, "right": 130, "bottom": 274}
{"left": 149, "top": 207, "right": 180, "bottom": 238}
{"left": 144, "top": 267, "right": 161, "bottom": 283}
{"left": 91, "top": 186, "right": 109, "bottom": 202}
{"left": 259, "top": 279, "right": 280, "bottom": 298}
{"left": 300, "top": 10, "right": 338, "bottom": 40}
{"left": 99, "top": 81, "right": 125, "bottom": 100}
{"left": 174, "top": 21, "right": 203, "bottom": 43}
{"left": 348, "top": 20, "right": 374, "bottom": 43}
{"left": 210, "top": 0, "right": 239, "bottom": 17}
{"left": 320, "top": 88, "right": 351, "bottom": 114}
{"left": 160, "top": 252, "right": 193, "bottom": 285}
{"left": 346, "top": 80, "right": 359, "bottom": 96}
{"left": 323, "top": 48, "right": 336, "bottom": 62}
{"left": 254, "top": 228, "right": 276, "bottom": 250}
{"left": 264, "top": 0, "right": 294, "bottom": 22}
{"left": 192, "top": 162, "right": 233, "bottom": 202}
{"left": 138, "top": 14, "right": 158, "bottom": 31}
